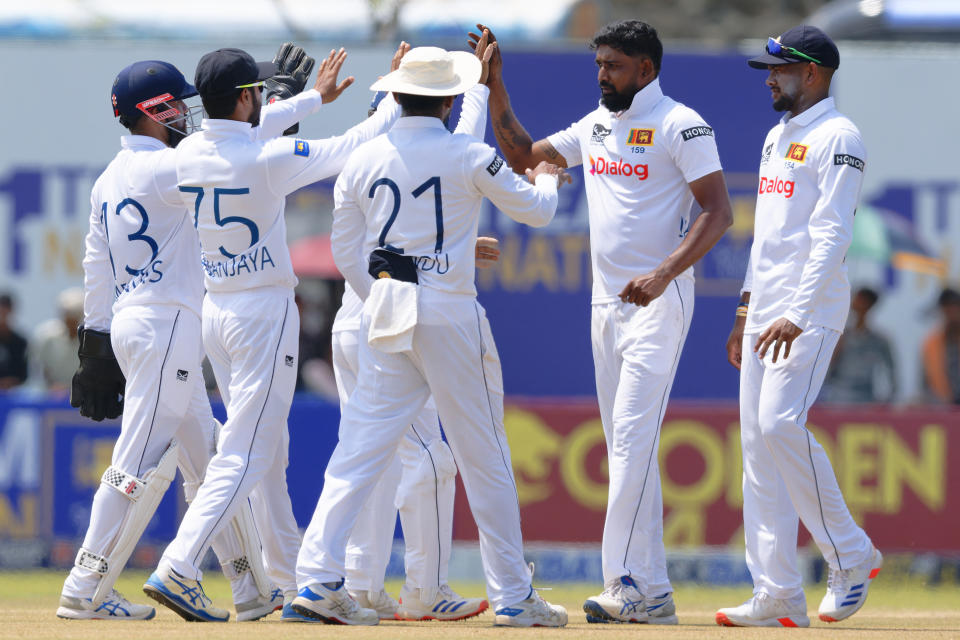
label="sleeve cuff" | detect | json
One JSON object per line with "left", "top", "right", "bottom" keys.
{"left": 782, "top": 308, "right": 808, "bottom": 329}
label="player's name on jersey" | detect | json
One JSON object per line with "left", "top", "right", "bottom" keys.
{"left": 202, "top": 245, "right": 276, "bottom": 279}
{"left": 413, "top": 252, "right": 450, "bottom": 274}
{"left": 116, "top": 259, "right": 164, "bottom": 298}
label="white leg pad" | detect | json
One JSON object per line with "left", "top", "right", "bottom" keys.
{"left": 88, "top": 439, "right": 179, "bottom": 605}
{"left": 229, "top": 500, "right": 272, "bottom": 598}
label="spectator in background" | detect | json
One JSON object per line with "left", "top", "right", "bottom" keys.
{"left": 821, "top": 287, "right": 896, "bottom": 403}
{"left": 922, "top": 287, "right": 960, "bottom": 405}
{"left": 31, "top": 287, "right": 83, "bottom": 392}
{"left": 0, "top": 293, "right": 29, "bottom": 389}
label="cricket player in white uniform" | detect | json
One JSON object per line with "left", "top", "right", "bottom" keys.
{"left": 60, "top": 52, "right": 326, "bottom": 621}
{"left": 293, "top": 45, "right": 569, "bottom": 627}
{"left": 339, "top": 42, "right": 494, "bottom": 620}
{"left": 143, "top": 45, "right": 404, "bottom": 622}
{"left": 478, "top": 21, "right": 732, "bottom": 623}
{"left": 718, "top": 26, "right": 881, "bottom": 628}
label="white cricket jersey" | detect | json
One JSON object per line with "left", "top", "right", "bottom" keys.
{"left": 332, "top": 85, "right": 490, "bottom": 333}
{"left": 82, "top": 89, "right": 327, "bottom": 331}
{"left": 175, "top": 94, "right": 400, "bottom": 294}
{"left": 547, "top": 77, "right": 722, "bottom": 304}
{"left": 332, "top": 116, "right": 557, "bottom": 300}
{"left": 742, "top": 97, "right": 866, "bottom": 333}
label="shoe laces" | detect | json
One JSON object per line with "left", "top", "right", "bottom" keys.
{"left": 438, "top": 584, "right": 460, "bottom": 600}
{"left": 827, "top": 567, "right": 854, "bottom": 593}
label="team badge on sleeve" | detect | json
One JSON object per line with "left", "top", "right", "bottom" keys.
{"left": 486, "top": 155, "right": 505, "bottom": 176}
{"left": 785, "top": 143, "right": 808, "bottom": 163}
{"left": 680, "top": 126, "right": 714, "bottom": 141}
{"left": 626, "top": 128, "right": 654, "bottom": 146}
{"left": 834, "top": 153, "right": 864, "bottom": 171}
{"left": 294, "top": 140, "right": 310, "bottom": 157}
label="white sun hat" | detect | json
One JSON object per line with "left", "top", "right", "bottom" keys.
{"left": 370, "top": 46, "right": 482, "bottom": 96}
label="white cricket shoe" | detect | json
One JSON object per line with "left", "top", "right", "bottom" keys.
{"left": 291, "top": 580, "right": 379, "bottom": 625}
{"left": 395, "top": 584, "right": 488, "bottom": 621}
{"left": 583, "top": 575, "right": 648, "bottom": 623}
{"left": 819, "top": 547, "right": 883, "bottom": 623}
{"left": 56, "top": 589, "right": 156, "bottom": 620}
{"left": 143, "top": 567, "right": 230, "bottom": 622}
{"left": 495, "top": 589, "right": 567, "bottom": 627}
{"left": 235, "top": 587, "right": 284, "bottom": 622}
{"left": 348, "top": 588, "right": 399, "bottom": 620}
{"left": 715, "top": 591, "right": 809, "bottom": 627}
{"left": 646, "top": 591, "right": 679, "bottom": 625}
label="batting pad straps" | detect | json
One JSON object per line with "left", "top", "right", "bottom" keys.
{"left": 220, "top": 555, "right": 252, "bottom": 580}
{"left": 76, "top": 548, "right": 109, "bottom": 576}
{"left": 101, "top": 466, "right": 145, "bottom": 501}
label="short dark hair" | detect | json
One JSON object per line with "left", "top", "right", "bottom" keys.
{"left": 119, "top": 111, "right": 143, "bottom": 132}
{"left": 855, "top": 287, "right": 879, "bottom": 308}
{"left": 0, "top": 293, "right": 13, "bottom": 310}
{"left": 939, "top": 287, "right": 960, "bottom": 308}
{"left": 590, "top": 20, "right": 663, "bottom": 75}
{"left": 396, "top": 93, "right": 448, "bottom": 116}
{"left": 202, "top": 88, "right": 244, "bottom": 119}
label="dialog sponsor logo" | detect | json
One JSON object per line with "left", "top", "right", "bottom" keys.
{"left": 588, "top": 155, "right": 648, "bottom": 181}
{"left": 758, "top": 176, "right": 795, "bottom": 198}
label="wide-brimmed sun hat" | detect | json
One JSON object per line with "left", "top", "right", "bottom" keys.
{"left": 370, "top": 46, "right": 481, "bottom": 96}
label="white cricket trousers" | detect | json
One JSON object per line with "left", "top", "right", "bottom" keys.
{"left": 332, "top": 329, "right": 456, "bottom": 599}
{"left": 740, "top": 327, "right": 874, "bottom": 598}
{"left": 161, "top": 287, "right": 300, "bottom": 594}
{"left": 63, "top": 304, "right": 259, "bottom": 603}
{"left": 591, "top": 279, "right": 693, "bottom": 594}
{"left": 298, "top": 292, "right": 530, "bottom": 609}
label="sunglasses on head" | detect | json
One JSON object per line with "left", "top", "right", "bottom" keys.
{"left": 767, "top": 37, "right": 821, "bottom": 65}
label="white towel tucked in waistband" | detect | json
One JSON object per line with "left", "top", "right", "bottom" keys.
{"left": 365, "top": 277, "right": 418, "bottom": 353}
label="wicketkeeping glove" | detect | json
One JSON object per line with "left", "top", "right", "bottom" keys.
{"left": 70, "top": 327, "right": 125, "bottom": 422}
{"left": 264, "top": 42, "right": 316, "bottom": 136}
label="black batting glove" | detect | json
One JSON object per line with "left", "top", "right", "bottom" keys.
{"left": 70, "top": 327, "right": 125, "bottom": 422}
{"left": 264, "top": 42, "right": 316, "bottom": 136}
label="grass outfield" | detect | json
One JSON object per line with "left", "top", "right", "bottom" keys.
{"left": 0, "top": 570, "right": 958, "bottom": 639}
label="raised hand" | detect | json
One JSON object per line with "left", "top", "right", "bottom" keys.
{"left": 390, "top": 41, "right": 411, "bottom": 73}
{"left": 314, "top": 48, "right": 354, "bottom": 104}
{"left": 468, "top": 23, "right": 503, "bottom": 85}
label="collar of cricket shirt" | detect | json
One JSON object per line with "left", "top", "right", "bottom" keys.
{"left": 782, "top": 95, "right": 835, "bottom": 129}
{"left": 392, "top": 116, "right": 449, "bottom": 130}
{"left": 604, "top": 76, "right": 664, "bottom": 119}
{"left": 200, "top": 118, "right": 255, "bottom": 136}
{"left": 121, "top": 135, "right": 169, "bottom": 151}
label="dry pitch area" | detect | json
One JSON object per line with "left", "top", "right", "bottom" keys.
{"left": 0, "top": 570, "right": 957, "bottom": 639}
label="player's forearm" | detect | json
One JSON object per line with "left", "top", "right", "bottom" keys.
{"left": 453, "top": 84, "right": 489, "bottom": 139}
{"left": 656, "top": 203, "right": 732, "bottom": 282}
{"left": 256, "top": 89, "right": 323, "bottom": 140}
{"left": 487, "top": 79, "right": 537, "bottom": 173}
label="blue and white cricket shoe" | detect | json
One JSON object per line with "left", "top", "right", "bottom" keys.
{"left": 280, "top": 601, "right": 313, "bottom": 622}
{"left": 291, "top": 580, "right": 379, "bottom": 625}
{"left": 646, "top": 591, "right": 679, "bottom": 625}
{"left": 819, "top": 547, "right": 883, "bottom": 623}
{"left": 494, "top": 588, "right": 567, "bottom": 627}
{"left": 142, "top": 567, "right": 229, "bottom": 622}
{"left": 236, "top": 587, "right": 284, "bottom": 622}
{"left": 583, "top": 575, "right": 648, "bottom": 623}
{"left": 56, "top": 589, "right": 156, "bottom": 620}
{"left": 395, "top": 584, "right": 488, "bottom": 621}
